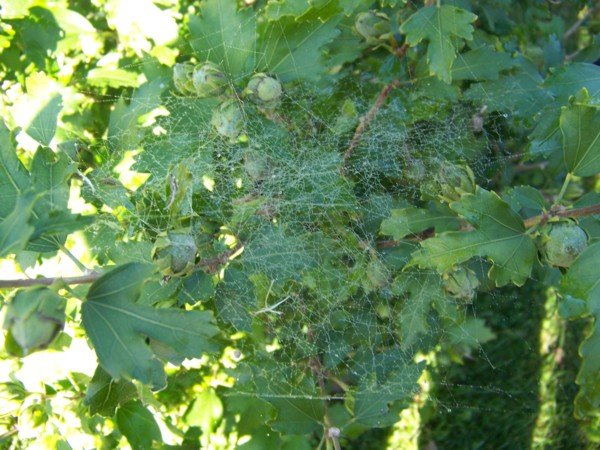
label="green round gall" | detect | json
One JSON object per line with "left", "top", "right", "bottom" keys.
{"left": 211, "top": 100, "right": 244, "bottom": 140}
{"left": 173, "top": 62, "right": 195, "bottom": 95}
{"left": 354, "top": 11, "right": 390, "bottom": 43}
{"left": 245, "top": 73, "right": 282, "bottom": 106}
{"left": 442, "top": 267, "right": 480, "bottom": 302}
{"left": 152, "top": 230, "right": 197, "bottom": 276}
{"left": 192, "top": 62, "right": 227, "bottom": 98}
{"left": 545, "top": 223, "right": 588, "bottom": 268}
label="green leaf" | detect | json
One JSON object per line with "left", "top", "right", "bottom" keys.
{"left": 2, "top": 286, "right": 65, "bottom": 355}
{"left": 502, "top": 186, "right": 546, "bottom": 216}
{"left": 256, "top": 372, "right": 325, "bottom": 435}
{"left": 575, "top": 193, "right": 600, "bottom": 244}
{"left": 7, "top": 6, "right": 61, "bottom": 68}
{"left": 350, "top": 351, "right": 423, "bottom": 427}
{"left": 28, "top": 147, "right": 81, "bottom": 253}
{"left": 560, "top": 100, "right": 600, "bottom": 177}
{"left": 108, "top": 78, "right": 168, "bottom": 152}
{"left": 561, "top": 242, "right": 600, "bottom": 418}
{"left": 30, "top": 147, "right": 73, "bottom": 212}
{"left": 380, "top": 206, "right": 459, "bottom": 240}
{"left": 392, "top": 272, "right": 448, "bottom": 349}
{"left": 87, "top": 68, "right": 141, "bottom": 88}
{"left": 544, "top": 63, "right": 600, "bottom": 106}
{"left": 451, "top": 46, "right": 515, "bottom": 81}
{"left": 257, "top": 2, "right": 341, "bottom": 82}
{"left": 409, "top": 188, "right": 536, "bottom": 286}
{"left": 464, "top": 60, "right": 551, "bottom": 118}
{"left": 84, "top": 366, "right": 138, "bottom": 417}
{"left": 184, "top": 387, "right": 223, "bottom": 431}
{"left": 400, "top": 5, "right": 477, "bottom": 83}
{"left": 528, "top": 111, "right": 562, "bottom": 158}
{"left": 188, "top": 0, "right": 256, "bottom": 76}
{"left": 116, "top": 400, "right": 162, "bottom": 450}
{"left": 0, "top": 123, "right": 31, "bottom": 219}
{"left": 448, "top": 318, "right": 495, "bottom": 347}
{"left": 242, "top": 226, "right": 316, "bottom": 282}
{"left": 81, "top": 263, "right": 221, "bottom": 390}
{"left": 0, "top": 192, "right": 36, "bottom": 257}
{"left": 25, "top": 94, "right": 62, "bottom": 146}
{"left": 529, "top": 64, "right": 600, "bottom": 159}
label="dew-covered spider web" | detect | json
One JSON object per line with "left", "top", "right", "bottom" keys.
{"left": 66, "top": 1, "right": 586, "bottom": 446}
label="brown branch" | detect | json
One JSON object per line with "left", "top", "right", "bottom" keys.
{"left": 342, "top": 79, "right": 401, "bottom": 170}
{"left": 196, "top": 244, "right": 242, "bottom": 274}
{"left": 0, "top": 273, "right": 102, "bottom": 289}
{"left": 375, "top": 203, "right": 600, "bottom": 250}
{"left": 564, "top": 5, "right": 600, "bottom": 40}
{"left": 524, "top": 203, "right": 600, "bottom": 228}
{"left": 0, "top": 246, "right": 243, "bottom": 289}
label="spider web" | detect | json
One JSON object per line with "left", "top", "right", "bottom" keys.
{"left": 62, "top": 1, "right": 590, "bottom": 447}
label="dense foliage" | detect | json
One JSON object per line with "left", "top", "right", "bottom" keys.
{"left": 1, "top": 0, "right": 600, "bottom": 448}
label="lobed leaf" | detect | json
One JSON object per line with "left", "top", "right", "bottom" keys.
{"left": 400, "top": 5, "right": 477, "bottom": 83}
{"left": 409, "top": 188, "right": 536, "bottom": 286}
{"left": 561, "top": 242, "right": 600, "bottom": 418}
{"left": 560, "top": 100, "right": 600, "bottom": 177}
{"left": 188, "top": 0, "right": 257, "bottom": 77}
{"left": 81, "top": 263, "right": 221, "bottom": 390}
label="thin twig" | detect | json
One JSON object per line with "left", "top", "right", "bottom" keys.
{"left": 342, "top": 80, "right": 401, "bottom": 170}
{"left": 0, "top": 246, "right": 243, "bottom": 289}
{"left": 0, "top": 273, "right": 102, "bottom": 289}
{"left": 564, "top": 5, "right": 600, "bottom": 40}
{"left": 375, "top": 203, "right": 600, "bottom": 250}
{"left": 523, "top": 203, "right": 600, "bottom": 228}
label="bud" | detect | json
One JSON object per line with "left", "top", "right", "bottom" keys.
{"left": 192, "top": 62, "right": 228, "bottom": 98}
{"left": 173, "top": 62, "right": 195, "bottom": 95}
{"left": 354, "top": 11, "right": 391, "bottom": 44}
{"left": 152, "top": 230, "right": 197, "bottom": 276}
{"left": 442, "top": 267, "right": 480, "bottom": 302}
{"left": 544, "top": 222, "right": 588, "bottom": 268}
{"left": 245, "top": 73, "right": 283, "bottom": 107}
{"left": 211, "top": 100, "right": 245, "bottom": 140}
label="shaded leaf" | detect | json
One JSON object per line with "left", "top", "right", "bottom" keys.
{"left": 0, "top": 123, "right": 30, "bottom": 219}
{"left": 25, "top": 94, "right": 62, "bottom": 146}
{"left": 560, "top": 100, "right": 600, "bottom": 177}
{"left": 392, "top": 272, "right": 448, "bottom": 349}
{"left": 561, "top": 242, "right": 600, "bottom": 418}
{"left": 116, "top": 400, "right": 162, "bottom": 450}
{"left": 108, "top": 78, "right": 168, "bottom": 152}
{"left": 452, "top": 46, "right": 515, "bottom": 81}
{"left": 350, "top": 349, "right": 423, "bottom": 427}
{"left": 0, "top": 192, "right": 36, "bottom": 257}
{"left": 464, "top": 60, "right": 551, "bottom": 119}
{"left": 84, "top": 366, "right": 138, "bottom": 417}
{"left": 380, "top": 206, "right": 459, "bottom": 240}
